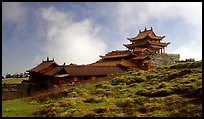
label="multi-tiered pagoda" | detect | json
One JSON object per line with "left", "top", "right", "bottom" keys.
{"left": 91, "top": 27, "right": 174, "bottom": 70}
{"left": 124, "top": 27, "right": 170, "bottom": 54}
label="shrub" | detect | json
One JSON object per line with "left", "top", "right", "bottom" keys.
{"left": 146, "top": 74, "right": 158, "bottom": 80}
{"left": 174, "top": 85, "right": 202, "bottom": 98}
{"left": 128, "top": 83, "right": 137, "bottom": 87}
{"left": 116, "top": 98, "right": 134, "bottom": 109}
{"left": 83, "top": 97, "right": 104, "bottom": 103}
{"left": 149, "top": 89, "right": 173, "bottom": 97}
{"left": 170, "top": 61, "right": 201, "bottom": 69}
{"left": 170, "top": 104, "right": 202, "bottom": 117}
{"left": 111, "top": 77, "right": 124, "bottom": 85}
{"left": 158, "top": 82, "right": 168, "bottom": 89}
{"left": 103, "top": 91, "right": 113, "bottom": 97}
{"left": 100, "top": 84, "right": 113, "bottom": 90}
{"left": 143, "top": 103, "right": 165, "bottom": 113}
{"left": 94, "top": 107, "right": 107, "bottom": 113}
{"left": 83, "top": 111, "right": 98, "bottom": 117}
{"left": 133, "top": 96, "right": 148, "bottom": 106}
{"left": 135, "top": 89, "right": 150, "bottom": 97}
{"left": 111, "top": 76, "right": 145, "bottom": 86}
{"left": 68, "top": 91, "right": 78, "bottom": 97}
{"left": 92, "top": 88, "right": 109, "bottom": 97}
{"left": 95, "top": 84, "right": 102, "bottom": 88}
{"left": 166, "top": 69, "right": 192, "bottom": 80}
{"left": 93, "top": 88, "right": 106, "bottom": 94}
{"left": 130, "top": 76, "right": 145, "bottom": 84}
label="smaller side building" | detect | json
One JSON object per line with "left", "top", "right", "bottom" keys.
{"left": 27, "top": 57, "right": 59, "bottom": 84}
{"left": 27, "top": 57, "right": 124, "bottom": 85}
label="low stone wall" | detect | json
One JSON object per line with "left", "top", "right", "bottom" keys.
{"left": 148, "top": 53, "right": 180, "bottom": 67}
{"left": 2, "top": 82, "right": 58, "bottom": 100}
{"left": 2, "top": 83, "right": 30, "bottom": 100}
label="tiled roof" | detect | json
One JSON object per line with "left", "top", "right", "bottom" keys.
{"left": 132, "top": 55, "right": 150, "bottom": 60}
{"left": 89, "top": 59, "right": 137, "bottom": 67}
{"left": 124, "top": 40, "right": 169, "bottom": 49}
{"left": 120, "top": 60, "right": 137, "bottom": 67}
{"left": 148, "top": 41, "right": 170, "bottom": 47}
{"left": 89, "top": 60, "right": 123, "bottom": 66}
{"left": 41, "top": 67, "right": 64, "bottom": 76}
{"left": 127, "top": 28, "right": 165, "bottom": 41}
{"left": 123, "top": 43, "right": 146, "bottom": 49}
{"left": 148, "top": 34, "right": 165, "bottom": 40}
{"left": 128, "top": 30, "right": 152, "bottom": 40}
{"left": 105, "top": 50, "right": 131, "bottom": 56}
{"left": 150, "top": 45, "right": 164, "bottom": 49}
{"left": 33, "top": 64, "right": 124, "bottom": 77}
{"left": 64, "top": 66, "right": 123, "bottom": 76}
{"left": 27, "top": 61, "right": 59, "bottom": 73}
{"left": 100, "top": 50, "right": 132, "bottom": 59}
{"left": 100, "top": 54, "right": 131, "bottom": 59}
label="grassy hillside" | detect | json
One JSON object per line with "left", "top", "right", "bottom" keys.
{"left": 2, "top": 98, "right": 41, "bottom": 117}
{"left": 32, "top": 61, "right": 202, "bottom": 117}
{"left": 2, "top": 61, "right": 202, "bottom": 117}
{"left": 2, "top": 77, "right": 29, "bottom": 84}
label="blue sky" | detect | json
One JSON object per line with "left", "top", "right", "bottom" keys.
{"left": 2, "top": 2, "right": 202, "bottom": 76}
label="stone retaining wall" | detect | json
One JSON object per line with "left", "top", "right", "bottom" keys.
{"left": 148, "top": 53, "right": 180, "bottom": 67}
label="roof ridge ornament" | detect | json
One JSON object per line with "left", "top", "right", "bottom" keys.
{"left": 139, "top": 29, "right": 141, "bottom": 33}
{"left": 63, "top": 62, "right": 66, "bottom": 68}
{"left": 144, "top": 27, "right": 147, "bottom": 31}
{"left": 151, "top": 27, "right": 153, "bottom": 31}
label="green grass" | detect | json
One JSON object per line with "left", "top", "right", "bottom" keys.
{"left": 2, "top": 61, "right": 202, "bottom": 117}
{"left": 2, "top": 77, "right": 29, "bottom": 84}
{"left": 2, "top": 98, "right": 42, "bottom": 117}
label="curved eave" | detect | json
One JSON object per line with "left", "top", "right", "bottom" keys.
{"left": 100, "top": 54, "right": 131, "bottom": 59}
{"left": 123, "top": 44, "right": 135, "bottom": 49}
{"left": 128, "top": 35, "right": 165, "bottom": 41}
{"left": 148, "top": 35, "right": 165, "bottom": 40}
{"left": 150, "top": 45, "right": 164, "bottom": 49}
{"left": 132, "top": 55, "right": 150, "bottom": 60}
{"left": 128, "top": 37, "right": 144, "bottom": 41}
{"left": 148, "top": 41, "right": 170, "bottom": 47}
{"left": 159, "top": 42, "right": 170, "bottom": 47}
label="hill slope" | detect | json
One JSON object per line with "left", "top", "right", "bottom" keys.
{"left": 33, "top": 61, "right": 202, "bottom": 117}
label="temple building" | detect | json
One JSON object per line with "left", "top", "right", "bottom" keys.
{"left": 91, "top": 27, "right": 178, "bottom": 70}
{"left": 27, "top": 27, "right": 179, "bottom": 85}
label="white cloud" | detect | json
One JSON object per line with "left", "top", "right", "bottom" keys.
{"left": 115, "top": 2, "right": 202, "bottom": 60}
{"left": 39, "top": 7, "right": 107, "bottom": 65}
{"left": 116, "top": 2, "right": 201, "bottom": 31}
{"left": 2, "top": 2, "right": 27, "bottom": 23}
{"left": 173, "top": 47, "right": 202, "bottom": 61}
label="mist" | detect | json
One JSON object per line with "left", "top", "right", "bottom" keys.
{"left": 39, "top": 7, "right": 107, "bottom": 65}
